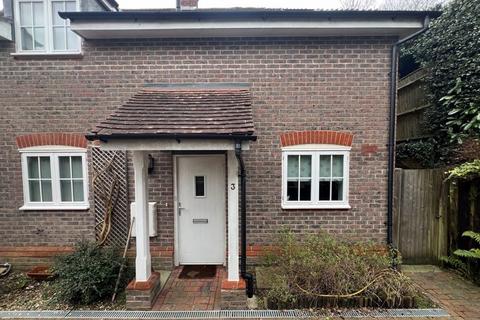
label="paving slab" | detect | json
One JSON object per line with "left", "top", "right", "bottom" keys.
{"left": 405, "top": 265, "right": 480, "bottom": 320}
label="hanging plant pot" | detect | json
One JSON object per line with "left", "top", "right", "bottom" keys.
{"left": 26, "top": 266, "right": 55, "bottom": 281}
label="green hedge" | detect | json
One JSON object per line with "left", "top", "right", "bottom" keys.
{"left": 401, "top": 0, "right": 480, "bottom": 166}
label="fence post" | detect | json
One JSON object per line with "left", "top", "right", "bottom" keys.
{"left": 393, "top": 168, "right": 403, "bottom": 249}
{"left": 436, "top": 175, "right": 449, "bottom": 261}
{"left": 448, "top": 181, "right": 459, "bottom": 255}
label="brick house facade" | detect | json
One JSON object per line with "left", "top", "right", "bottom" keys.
{"left": 0, "top": 1, "right": 436, "bottom": 300}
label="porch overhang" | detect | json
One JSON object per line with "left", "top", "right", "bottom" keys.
{"left": 86, "top": 83, "right": 255, "bottom": 149}
{"left": 89, "top": 83, "right": 253, "bottom": 286}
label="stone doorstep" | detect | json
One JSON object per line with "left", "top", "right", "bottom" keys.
{"left": 126, "top": 272, "right": 162, "bottom": 310}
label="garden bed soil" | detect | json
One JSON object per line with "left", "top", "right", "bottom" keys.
{"left": 0, "top": 271, "right": 126, "bottom": 311}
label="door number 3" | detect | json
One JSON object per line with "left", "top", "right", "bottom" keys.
{"left": 230, "top": 183, "right": 236, "bottom": 190}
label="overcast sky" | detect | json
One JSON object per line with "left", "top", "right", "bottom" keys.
{"left": 116, "top": 0, "right": 348, "bottom": 10}
{"left": 0, "top": 0, "right": 358, "bottom": 11}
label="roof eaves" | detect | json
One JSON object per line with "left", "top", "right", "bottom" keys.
{"left": 59, "top": 9, "right": 442, "bottom": 22}
{"left": 86, "top": 132, "right": 257, "bottom": 142}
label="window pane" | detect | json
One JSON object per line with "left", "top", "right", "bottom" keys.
{"left": 319, "top": 155, "right": 331, "bottom": 177}
{"left": 51, "top": 1, "right": 65, "bottom": 25}
{"left": 194, "top": 176, "right": 205, "bottom": 197}
{"left": 41, "top": 180, "right": 53, "bottom": 201}
{"left": 40, "top": 157, "right": 51, "bottom": 178}
{"left": 27, "top": 157, "right": 39, "bottom": 178}
{"left": 29, "top": 180, "right": 41, "bottom": 201}
{"left": 300, "top": 155, "right": 311, "bottom": 177}
{"left": 66, "top": 28, "right": 79, "bottom": 50}
{"left": 59, "top": 157, "right": 71, "bottom": 178}
{"left": 21, "top": 27, "right": 33, "bottom": 50}
{"left": 299, "top": 181, "right": 311, "bottom": 201}
{"left": 287, "top": 180, "right": 298, "bottom": 201}
{"left": 332, "top": 179, "right": 343, "bottom": 201}
{"left": 332, "top": 155, "right": 344, "bottom": 177}
{"left": 33, "top": 27, "right": 45, "bottom": 50}
{"left": 72, "top": 180, "right": 84, "bottom": 201}
{"left": 33, "top": 2, "right": 44, "bottom": 26}
{"left": 60, "top": 180, "right": 72, "bottom": 201}
{"left": 287, "top": 155, "right": 299, "bottom": 178}
{"left": 319, "top": 180, "right": 330, "bottom": 201}
{"left": 20, "top": 2, "right": 32, "bottom": 25}
{"left": 65, "top": 1, "right": 76, "bottom": 12}
{"left": 71, "top": 156, "right": 83, "bottom": 178}
{"left": 53, "top": 26, "right": 66, "bottom": 50}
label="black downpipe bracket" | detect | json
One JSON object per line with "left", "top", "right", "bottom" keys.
{"left": 235, "top": 141, "right": 255, "bottom": 298}
{"left": 387, "top": 16, "right": 431, "bottom": 249}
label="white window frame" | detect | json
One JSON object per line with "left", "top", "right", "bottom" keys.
{"left": 20, "top": 146, "right": 89, "bottom": 210}
{"left": 282, "top": 144, "right": 350, "bottom": 210}
{"left": 13, "top": 0, "right": 81, "bottom": 55}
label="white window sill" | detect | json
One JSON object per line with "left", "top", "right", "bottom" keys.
{"left": 11, "top": 52, "right": 83, "bottom": 58}
{"left": 281, "top": 203, "right": 351, "bottom": 210}
{"left": 19, "top": 204, "right": 90, "bottom": 211}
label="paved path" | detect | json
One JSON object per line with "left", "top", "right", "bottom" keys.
{"left": 151, "top": 265, "right": 479, "bottom": 319}
{"left": 152, "top": 266, "right": 222, "bottom": 311}
{"left": 404, "top": 265, "right": 480, "bottom": 320}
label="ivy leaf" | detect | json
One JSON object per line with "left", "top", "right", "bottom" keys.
{"left": 447, "top": 108, "right": 462, "bottom": 115}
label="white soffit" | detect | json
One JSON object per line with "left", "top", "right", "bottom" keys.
{"left": 69, "top": 18, "right": 425, "bottom": 39}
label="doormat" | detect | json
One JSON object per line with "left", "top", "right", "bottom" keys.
{"left": 178, "top": 265, "right": 217, "bottom": 279}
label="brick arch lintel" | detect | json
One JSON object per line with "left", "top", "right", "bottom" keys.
{"left": 280, "top": 130, "right": 353, "bottom": 147}
{"left": 16, "top": 133, "right": 88, "bottom": 149}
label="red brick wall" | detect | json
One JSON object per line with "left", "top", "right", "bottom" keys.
{"left": 0, "top": 36, "right": 393, "bottom": 264}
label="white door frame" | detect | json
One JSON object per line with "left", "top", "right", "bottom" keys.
{"left": 173, "top": 154, "right": 227, "bottom": 266}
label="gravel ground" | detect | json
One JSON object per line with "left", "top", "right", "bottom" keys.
{"left": 0, "top": 271, "right": 126, "bottom": 311}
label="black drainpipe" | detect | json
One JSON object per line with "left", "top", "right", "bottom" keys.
{"left": 387, "top": 16, "right": 431, "bottom": 247}
{"left": 235, "top": 141, "right": 255, "bottom": 298}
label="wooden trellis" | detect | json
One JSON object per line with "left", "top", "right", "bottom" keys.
{"left": 92, "top": 147, "right": 129, "bottom": 247}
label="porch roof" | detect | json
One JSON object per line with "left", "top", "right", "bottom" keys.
{"left": 87, "top": 83, "right": 255, "bottom": 142}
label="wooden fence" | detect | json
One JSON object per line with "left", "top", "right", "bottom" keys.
{"left": 397, "top": 68, "right": 430, "bottom": 142}
{"left": 393, "top": 168, "right": 480, "bottom": 264}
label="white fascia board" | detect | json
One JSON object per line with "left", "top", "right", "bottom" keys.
{"left": 98, "top": 139, "right": 250, "bottom": 151}
{"left": 0, "top": 19, "right": 12, "bottom": 41}
{"left": 69, "top": 18, "right": 424, "bottom": 39}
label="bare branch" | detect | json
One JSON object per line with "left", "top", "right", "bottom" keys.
{"left": 379, "top": 0, "right": 447, "bottom": 10}
{"left": 339, "top": 0, "right": 377, "bottom": 9}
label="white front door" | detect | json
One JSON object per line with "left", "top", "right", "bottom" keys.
{"left": 177, "top": 155, "right": 226, "bottom": 265}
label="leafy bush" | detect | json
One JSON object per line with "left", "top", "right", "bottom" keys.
{"left": 446, "top": 160, "right": 480, "bottom": 181}
{"left": 441, "top": 230, "right": 480, "bottom": 284}
{"left": 261, "top": 231, "right": 429, "bottom": 309}
{"left": 53, "top": 241, "right": 128, "bottom": 305}
{"left": 401, "top": 0, "right": 480, "bottom": 165}
{"left": 396, "top": 140, "right": 436, "bottom": 168}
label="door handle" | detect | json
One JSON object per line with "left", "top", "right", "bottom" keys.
{"left": 178, "top": 202, "right": 185, "bottom": 216}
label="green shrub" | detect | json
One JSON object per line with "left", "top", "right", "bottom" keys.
{"left": 261, "top": 231, "right": 429, "bottom": 309}
{"left": 446, "top": 160, "right": 480, "bottom": 181}
{"left": 441, "top": 230, "right": 480, "bottom": 284}
{"left": 401, "top": 0, "right": 480, "bottom": 165}
{"left": 52, "top": 241, "right": 129, "bottom": 305}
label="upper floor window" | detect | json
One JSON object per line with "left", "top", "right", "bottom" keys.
{"left": 14, "top": 0, "right": 80, "bottom": 54}
{"left": 20, "top": 147, "right": 89, "bottom": 210}
{"left": 282, "top": 145, "right": 350, "bottom": 209}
